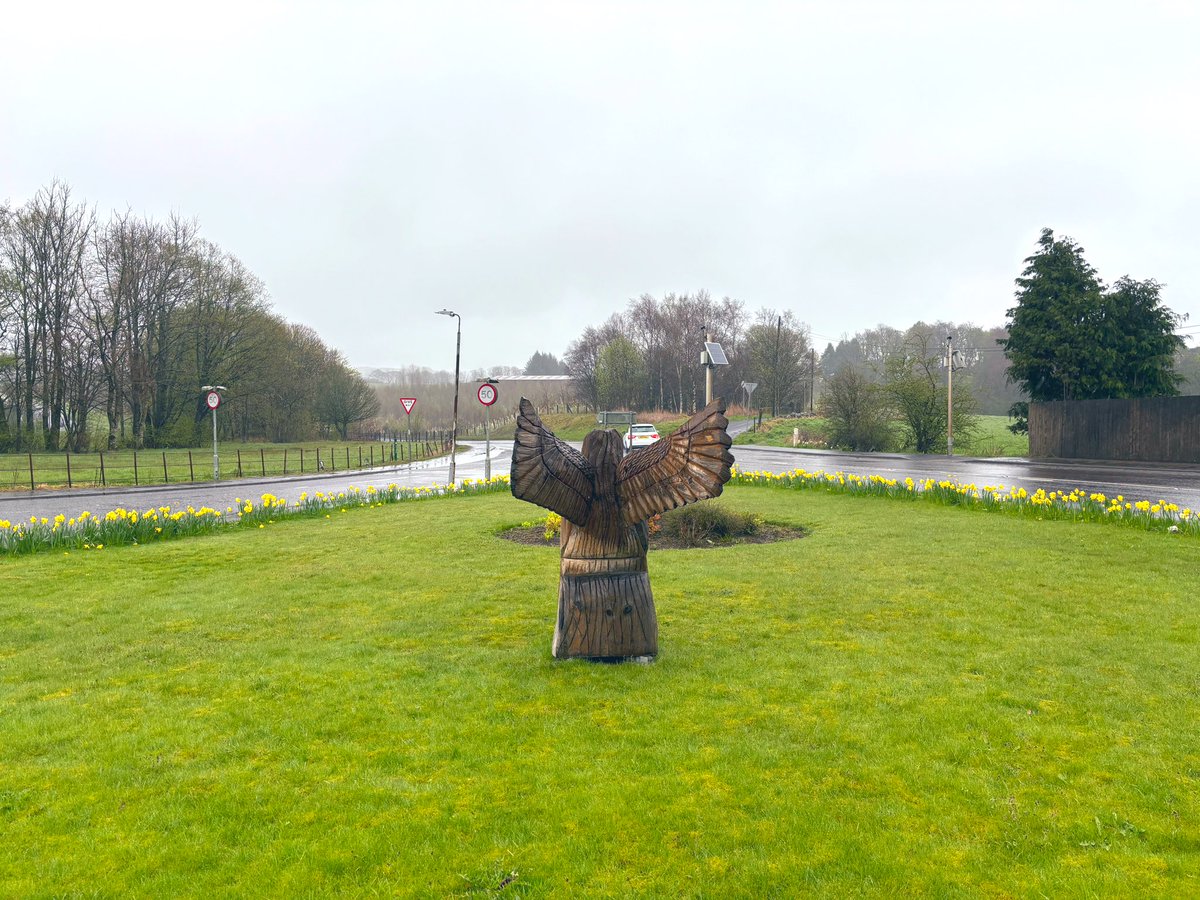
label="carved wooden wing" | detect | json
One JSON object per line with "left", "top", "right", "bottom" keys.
{"left": 510, "top": 398, "right": 595, "bottom": 526}
{"left": 616, "top": 398, "right": 734, "bottom": 524}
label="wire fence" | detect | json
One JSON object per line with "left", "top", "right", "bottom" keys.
{"left": 1, "top": 433, "right": 455, "bottom": 493}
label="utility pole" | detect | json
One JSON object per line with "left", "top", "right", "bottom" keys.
{"left": 705, "top": 330, "right": 714, "bottom": 406}
{"left": 946, "top": 334, "right": 954, "bottom": 456}
{"left": 772, "top": 316, "right": 782, "bottom": 416}
{"left": 809, "top": 347, "right": 816, "bottom": 413}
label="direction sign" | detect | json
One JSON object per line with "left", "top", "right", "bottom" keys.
{"left": 477, "top": 383, "right": 498, "bottom": 406}
{"left": 205, "top": 390, "right": 221, "bottom": 410}
{"left": 400, "top": 398, "right": 417, "bottom": 415}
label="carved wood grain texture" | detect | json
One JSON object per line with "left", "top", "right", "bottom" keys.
{"left": 553, "top": 571, "right": 658, "bottom": 659}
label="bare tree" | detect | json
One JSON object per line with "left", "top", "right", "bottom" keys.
{"left": 0, "top": 181, "right": 93, "bottom": 449}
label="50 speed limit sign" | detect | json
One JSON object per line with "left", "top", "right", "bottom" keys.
{"left": 477, "top": 383, "right": 498, "bottom": 406}
{"left": 205, "top": 390, "right": 222, "bottom": 410}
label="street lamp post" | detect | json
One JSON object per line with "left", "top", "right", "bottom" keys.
{"left": 201, "top": 385, "right": 226, "bottom": 480}
{"left": 436, "top": 309, "right": 461, "bottom": 486}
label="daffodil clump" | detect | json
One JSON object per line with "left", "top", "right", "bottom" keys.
{"left": 730, "top": 466, "right": 1199, "bottom": 536}
{"left": 0, "top": 474, "right": 512, "bottom": 556}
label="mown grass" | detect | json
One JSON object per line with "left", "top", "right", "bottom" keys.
{"left": 2, "top": 489, "right": 1198, "bottom": 896}
{"left": 0, "top": 438, "right": 451, "bottom": 493}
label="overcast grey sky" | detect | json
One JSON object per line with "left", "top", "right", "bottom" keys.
{"left": 4, "top": 1, "right": 1199, "bottom": 373}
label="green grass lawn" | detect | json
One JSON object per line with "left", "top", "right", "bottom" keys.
{"left": 2, "top": 488, "right": 1197, "bottom": 896}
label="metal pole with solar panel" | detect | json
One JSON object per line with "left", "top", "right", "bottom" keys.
{"left": 700, "top": 333, "right": 729, "bottom": 406}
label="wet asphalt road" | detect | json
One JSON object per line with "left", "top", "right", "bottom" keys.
{"left": 4, "top": 427, "right": 1200, "bottom": 521}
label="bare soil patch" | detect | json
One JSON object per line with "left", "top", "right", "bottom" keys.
{"left": 499, "top": 522, "right": 806, "bottom": 551}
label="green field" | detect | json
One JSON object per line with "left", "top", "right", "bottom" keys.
{"left": 959, "top": 414, "right": 1030, "bottom": 457}
{"left": 2, "top": 488, "right": 1196, "bottom": 895}
{"left": 0, "top": 438, "right": 451, "bottom": 493}
{"left": 734, "top": 414, "right": 1029, "bottom": 457}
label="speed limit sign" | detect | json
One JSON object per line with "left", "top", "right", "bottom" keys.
{"left": 205, "top": 390, "right": 222, "bottom": 410}
{"left": 477, "top": 383, "right": 498, "bottom": 406}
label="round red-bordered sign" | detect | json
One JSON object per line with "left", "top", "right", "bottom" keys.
{"left": 477, "top": 383, "right": 498, "bottom": 406}
{"left": 205, "top": 390, "right": 222, "bottom": 410}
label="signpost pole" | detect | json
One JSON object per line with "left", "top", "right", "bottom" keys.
{"left": 484, "top": 402, "right": 492, "bottom": 481}
{"left": 399, "top": 398, "right": 417, "bottom": 462}
{"left": 202, "top": 385, "right": 225, "bottom": 480}
{"left": 478, "top": 380, "right": 498, "bottom": 481}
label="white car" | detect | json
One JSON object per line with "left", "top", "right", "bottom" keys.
{"left": 624, "top": 423, "right": 660, "bottom": 450}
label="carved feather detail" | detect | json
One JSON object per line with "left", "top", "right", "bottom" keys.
{"left": 510, "top": 398, "right": 595, "bottom": 526}
{"left": 616, "top": 399, "right": 734, "bottom": 524}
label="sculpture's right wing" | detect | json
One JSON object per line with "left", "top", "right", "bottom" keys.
{"left": 510, "top": 398, "right": 595, "bottom": 526}
{"left": 615, "top": 398, "right": 733, "bottom": 524}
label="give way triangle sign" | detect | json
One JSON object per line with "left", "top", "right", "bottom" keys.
{"left": 400, "top": 398, "right": 417, "bottom": 415}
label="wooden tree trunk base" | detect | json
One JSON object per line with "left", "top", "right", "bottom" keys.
{"left": 553, "top": 571, "right": 658, "bottom": 660}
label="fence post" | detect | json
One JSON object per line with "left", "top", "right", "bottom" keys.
{"left": 236, "top": 449, "right": 243, "bottom": 477}
{"left": 29, "top": 453, "right": 35, "bottom": 491}
{"left": 100, "top": 452, "right": 106, "bottom": 487}
{"left": 330, "top": 448, "right": 335, "bottom": 472}
{"left": 346, "top": 447, "right": 351, "bottom": 470}
{"left": 284, "top": 448, "right": 288, "bottom": 475}
{"left": 301, "top": 448, "right": 305, "bottom": 472}
{"left": 188, "top": 451, "right": 194, "bottom": 482}
{"left": 66, "top": 452, "right": 72, "bottom": 488}
{"left": 162, "top": 451, "right": 169, "bottom": 483}
{"left": 358, "top": 446, "right": 362, "bottom": 468}
{"left": 133, "top": 451, "right": 139, "bottom": 486}
{"left": 261, "top": 448, "right": 266, "bottom": 477}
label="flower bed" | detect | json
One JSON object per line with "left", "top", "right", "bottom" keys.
{"left": 731, "top": 466, "right": 1199, "bottom": 535}
{"left": 0, "top": 476, "right": 512, "bottom": 556}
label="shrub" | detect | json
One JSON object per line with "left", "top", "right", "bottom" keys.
{"left": 821, "top": 367, "right": 894, "bottom": 451}
{"left": 660, "top": 504, "right": 762, "bottom": 546}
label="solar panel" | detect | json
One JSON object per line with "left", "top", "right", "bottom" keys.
{"left": 704, "top": 342, "right": 729, "bottom": 365}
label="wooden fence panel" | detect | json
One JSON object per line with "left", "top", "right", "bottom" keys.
{"left": 1030, "top": 396, "right": 1200, "bottom": 463}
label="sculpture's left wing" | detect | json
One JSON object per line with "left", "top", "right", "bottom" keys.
{"left": 510, "top": 398, "right": 595, "bottom": 526}
{"left": 616, "top": 398, "right": 734, "bottom": 524}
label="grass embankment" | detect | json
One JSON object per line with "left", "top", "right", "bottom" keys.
{"left": 0, "top": 439, "right": 448, "bottom": 493}
{"left": 735, "top": 414, "right": 1029, "bottom": 457}
{"left": 2, "top": 488, "right": 1197, "bottom": 895}
{"left": 734, "top": 416, "right": 831, "bottom": 449}
{"left": 540, "top": 411, "right": 690, "bottom": 441}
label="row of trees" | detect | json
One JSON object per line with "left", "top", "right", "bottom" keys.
{"left": 558, "top": 290, "right": 996, "bottom": 452}
{"left": 0, "top": 181, "right": 378, "bottom": 452}
{"left": 564, "top": 291, "right": 815, "bottom": 415}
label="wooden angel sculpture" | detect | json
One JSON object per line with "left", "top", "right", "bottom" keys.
{"left": 511, "top": 397, "right": 734, "bottom": 660}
